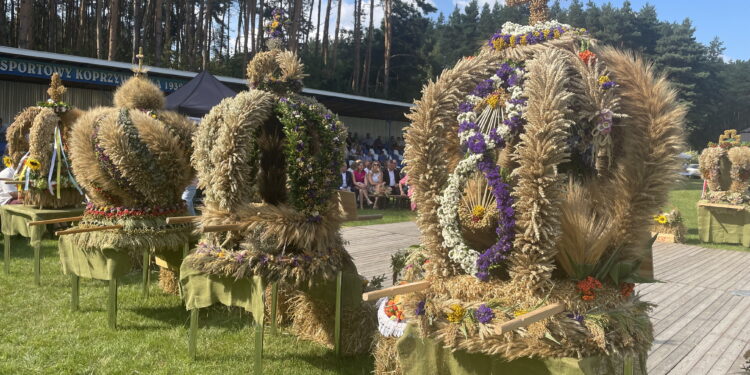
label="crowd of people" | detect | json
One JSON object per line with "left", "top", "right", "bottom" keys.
{"left": 338, "top": 159, "right": 410, "bottom": 209}
{"left": 345, "top": 132, "right": 406, "bottom": 167}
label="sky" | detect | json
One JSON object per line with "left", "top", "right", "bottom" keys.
{"left": 304, "top": 0, "right": 748, "bottom": 61}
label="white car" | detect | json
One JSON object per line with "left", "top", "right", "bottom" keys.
{"left": 680, "top": 164, "right": 701, "bottom": 179}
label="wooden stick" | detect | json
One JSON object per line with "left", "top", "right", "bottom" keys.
{"left": 28, "top": 216, "right": 83, "bottom": 226}
{"left": 697, "top": 202, "right": 745, "bottom": 211}
{"left": 362, "top": 280, "right": 431, "bottom": 302}
{"left": 201, "top": 223, "right": 243, "bottom": 233}
{"left": 4, "top": 181, "right": 22, "bottom": 184}
{"left": 166, "top": 216, "right": 199, "bottom": 224}
{"left": 55, "top": 225, "right": 123, "bottom": 236}
{"left": 494, "top": 302, "right": 565, "bottom": 335}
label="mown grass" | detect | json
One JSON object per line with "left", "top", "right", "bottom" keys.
{"left": 342, "top": 208, "right": 416, "bottom": 227}
{"left": 0, "top": 236, "right": 373, "bottom": 374}
{"left": 667, "top": 178, "right": 750, "bottom": 252}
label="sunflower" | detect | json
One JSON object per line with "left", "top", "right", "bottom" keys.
{"left": 655, "top": 215, "right": 668, "bottom": 225}
{"left": 3, "top": 156, "right": 12, "bottom": 168}
{"left": 25, "top": 158, "right": 41, "bottom": 171}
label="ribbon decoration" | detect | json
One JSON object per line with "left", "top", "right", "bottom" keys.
{"left": 57, "top": 128, "right": 83, "bottom": 195}
{"left": 45, "top": 126, "right": 84, "bottom": 197}
{"left": 48, "top": 127, "right": 58, "bottom": 196}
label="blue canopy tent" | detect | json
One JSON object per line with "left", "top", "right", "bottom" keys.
{"left": 165, "top": 71, "right": 237, "bottom": 118}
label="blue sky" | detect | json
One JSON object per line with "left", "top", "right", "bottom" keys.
{"left": 428, "top": 0, "right": 748, "bottom": 60}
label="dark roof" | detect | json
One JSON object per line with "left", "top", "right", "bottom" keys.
{"left": 165, "top": 71, "right": 236, "bottom": 117}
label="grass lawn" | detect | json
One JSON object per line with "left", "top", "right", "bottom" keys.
{"left": 667, "top": 178, "right": 750, "bottom": 252}
{"left": 342, "top": 208, "right": 416, "bottom": 227}
{"left": 0, "top": 236, "right": 373, "bottom": 374}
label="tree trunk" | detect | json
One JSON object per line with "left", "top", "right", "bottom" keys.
{"left": 132, "top": 0, "right": 143, "bottom": 64}
{"left": 202, "top": 0, "right": 212, "bottom": 70}
{"left": 17, "top": 0, "right": 33, "bottom": 49}
{"left": 153, "top": 0, "right": 164, "bottom": 65}
{"left": 314, "top": 0, "right": 322, "bottom": 54}
{"left": 331, "top": 0, "right": 341, "bottom": 71}
{"left": 76, "top": 0, "right": 87, "bottom": 51}
{"left": 47, "top": 0, "right": 56, "bottom": 51}
{"left": 235, "top": 0, "right": 243, "bottom": 55}
{"left": 361, "top": 0, "right": 374, "bottom": 94}
{"left": 95, "top": 0, "right": 103, "bottom": 58}
{"left": 351, "top": 0, "right": 361, "bottom": 92}
{"left": 383, "top": 0, "right": 392, "bottom": 97}
{"left": 248, "top": 0, "right": 256, "bottom": 55}
{"left": 107, "top": 0, "right": 120, "bottom": 60}
{"left": 321, "top": 0, "right": 332, "bottom": 64}
{"left": 288, "top": 0, "right": 302, "bottom": 52}
{"left": 255, "top": 0, "right": 264, "bottom": 50}
{"left": 305, "top": 0, "right": 314, "bottom": 45}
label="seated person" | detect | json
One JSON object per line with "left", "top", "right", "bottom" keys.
{"left": 0, "top": 166, "right": 20, "bottom": 205}
{"left": 383, "top": 159, "right": 401, "bottom": 195}
{"left": 338, "top": 164, "right": 355, "bottom": 192}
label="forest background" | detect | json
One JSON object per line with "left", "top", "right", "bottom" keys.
{"left": 1, "top": 0, "right": 748, "bottom": 148}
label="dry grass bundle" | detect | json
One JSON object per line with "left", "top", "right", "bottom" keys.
{"left": 6, "top": 107, "right": 42, "bottom": 165}
{"left": 509, "top": 47, "right": 572, "bottom": 293}
{"left": 287, "top": 290, "right": 377, "bottom": 356}
{"left": 158, "top": 267, "right": 180, "bottom": 295}
{"left": 192, "top": 90, "right": 275, "bottom": 211}
{"left": 727, "top": 146, "right": 750, "bottom": 192}
{"left": 113, "top": 76, "right": 164, "bottom": 110}
{"left": 373, "top": 336, "right": 402, "bottom": 375}
{"left": 555, "top": 180, "right": 616, "bottom": 278}
{"left": 699, "top": 145, "right": 726, "bottom": 192}
{"left": 595, "top": 46, "right": 686, "bottom": 261}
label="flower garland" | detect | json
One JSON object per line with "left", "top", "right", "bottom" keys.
{"left": 36, "top": 98, "right": 70, "bottom": 114}
{"left": 487, "top": 21, "right": 584, "bottom": 53}
{"left": 276, "top": 95, "right": 346, "bottom": 219}
{"left": 439, "top": 62, "right": 521, "bottom": 280}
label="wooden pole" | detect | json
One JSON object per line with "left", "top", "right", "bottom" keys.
{"left": 142, "top": 250, "right": 150, "bottom": 299}
{"left": 334, "top": 270, "right": 343, "bottom": 356}
{"left": 254, "top": 303, "right": 264, "bottom": 374}
{"left": 28, "top": 216, "right": 83, "bottom": 226}
{"left": 108, "top": 278, "right": 118, "bottom": 330}
{"left": 494, "top": 302, "right": 565, "bottom": 335}
{"left": 166, "top": 216, "right": 199, "bottom": 224}
{"left": 361, "top": 280, "right": 431, "bottom": 302}
{"left": 201, "top": 223, "right": 242, "bottom": 233}
{"left": 33, "top": 241, "right": 41, "bottom": 286}
{"left": 624, "top": 356, "right": 634, "bottom": 375}
{"left": 270, "top": 282, "right": 278, "bottom": 335}
{"left": 3, "top": 232, "right": 9, "bottom": 274}
{"left": 189, "top": 308, "right": 199, "bottom": 360}
{"left": 71, "top": 274, "right": 79, "bottom": 311}
{"left": 55, "top": 225, "right": 123, "bottom": 236}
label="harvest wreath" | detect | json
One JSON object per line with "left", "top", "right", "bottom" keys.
{"left": 4, "top": 73, "right": 84, "bottom": 208}
{"left": 372, "top": 1, "right": 685, "bottom": 372}
{"left": 699, "top": 130, "right": 750, "bottom": 206}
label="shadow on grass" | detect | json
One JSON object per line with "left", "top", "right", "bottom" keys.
{"left": 265, "top": 351, "right": 374, "bottom": 374}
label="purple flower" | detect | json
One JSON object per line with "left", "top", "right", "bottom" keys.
{"left": 471, "top": 79, "right": 495, "bottom": 98}
{"left": 475, "top": 155, "right": 515, "bottom": 281}
{"left": 496, "top": 63, "right": 514, "bottom": 80}
{"left": 601, "top": 81, "right": 616, "bottom": 90}
{"left": 324, "top": 113, "right": 332, "bottom": 120}
{"left": 467, "top": 134, "right": 487, "bottom": 154}
{"left": 279, "top": 97, "right": 289, "bottom": 103}
{"left": 415, "top": 301, "right": 425, "bottom": 316}
{"left": 458, "top": 102, "right": 474, "bottom": 113}
{"left": 474, "top": 304, "right": 495, "bottom": 324}
{"left": 567, "top": 313, "right": 584, "bottom": 323}
{"left": 458, "top": 121, "right": 477, "bottom": 133}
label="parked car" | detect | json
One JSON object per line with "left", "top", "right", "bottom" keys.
{"left": 680, "top": 164, "right": 701, "bottom": 179}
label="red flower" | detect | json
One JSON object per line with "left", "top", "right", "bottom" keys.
{"left": 579, "top": 50, "right": 596, "bottom": 64}
{"left": 620, "top": 282, "right": 635, "bottom": 298}
{"left": 577, "top": 276, "right": 603, "bottom": 301}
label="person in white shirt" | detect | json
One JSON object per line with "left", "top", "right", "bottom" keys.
{"left": 0, "top": 167, "right": 20, "bottom": 205}
{"left": 182, "top": 177, "right": 198, "bottom": 216}
{"left": 339, "top": 164, "right": 354, "bottom": 191}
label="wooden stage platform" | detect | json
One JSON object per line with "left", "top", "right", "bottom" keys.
{"left": 342, "top": 222, "right": 750, "bottom": 374}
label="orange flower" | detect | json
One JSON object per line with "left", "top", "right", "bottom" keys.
{"left": 582, "top": 294, "right": 595, "bottom": 301}
{"left": 620, "top": 282, "right": 635, "bottom": 298}
{"left": 579, "top": 50, "right": 596, "bottom": 64}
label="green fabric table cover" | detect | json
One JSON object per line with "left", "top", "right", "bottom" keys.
{"left": 396, "top": 325, "right": 643, "bottom": 375}
{"left": 1, "top": 205, "right": 84, "bottom": 248}
{"left": 697, "top": 205, "right": 750, "bottom": 247}
{"left": 300, "top": 260, "right": 364, "bottom": 308}
{"left": 180, "top": 261, "right": 265, "bottom": 323}
{"left": 58, "top": 235, "right": 133, "bottom": 281}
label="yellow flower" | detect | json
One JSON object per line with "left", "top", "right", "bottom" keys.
{"left": 543, "top": 29, "right": 551, "bottom": 38}
{"left": 472, "top": 205, "right": 486, "bottom": 218}
{"left": 598, "top": 75, "right": 611, "bottom": 85}
{"left": 271, "top": 20, "right": 280, "bottom": 29}
{"left": 3, "top": 156, "right": 12, "bottom": 168}
{"left": 656, "top": 215, "right": 668, "bottom": 225}
{"left": 492, "top": 38, "right": 506, "bottom": 51}
{"left": 446, "top": 304, "right": 466, "bottom": 323}
{"left": 25, "top": 158, "right": 41, "bottom": 171}
{"left": 513, "top": 309, "right": 528, "bottom": 317}
{"left": 217, "top": 250, "right": 227, "bottom": 258}
{"left": 484, "top": 93, "right": 501, "bottom": 109}
{"left": 509, "top": 35, "right": 517, "bottom": 47}
{"left": 520, "top": 35, "right": 528, "bottom": 45}
{"left": 553, "top": 29, "right": 561, "bottom": 38}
